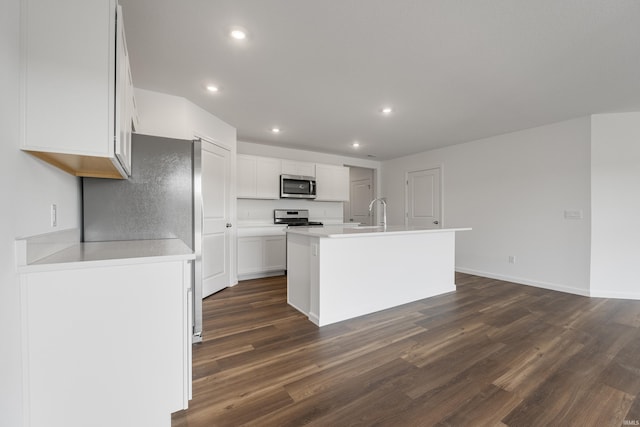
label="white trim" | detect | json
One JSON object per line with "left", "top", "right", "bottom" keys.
{"left": 20, "top": 274, "right": 31, "bottom": 427}
{"left": 455, "top": 267, "right": 591, "bottom": 297}
{"left": 286, "top": 299, "right": 309, "bottom": 318}
{"left": 308, "top": 312, "right": 320, "bottom": 326}
{"left": 590, "top": 289, "right": 640, "bottom": 300}
{"left": 237, "top": 271, "right": 285, "bottom": 281}
{"left": 404, "top": 165, "right": 443, "bottom": 228}
{"left": 193, "top": 132, "right": 233, "bottom": 152}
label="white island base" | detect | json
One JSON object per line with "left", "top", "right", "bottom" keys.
{"left": 286, "top": 226, "right": 470, "bottom": 327}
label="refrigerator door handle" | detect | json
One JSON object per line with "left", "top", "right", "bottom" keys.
{"left": 192, "top": 139, "right": 204, "bottom": 343}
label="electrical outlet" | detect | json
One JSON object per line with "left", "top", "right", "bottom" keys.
{"left": 508, "top": 255, "right": 516, "bottom": 264}
{"left": 51, "top": 204, "right": 57, "bottom": 227}
{"left": 564, "top": 210, "right": 583, "bottom": 220}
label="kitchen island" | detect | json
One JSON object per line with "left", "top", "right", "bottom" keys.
{"left": 286, "top": 225, "right": 471, "bottom": 326}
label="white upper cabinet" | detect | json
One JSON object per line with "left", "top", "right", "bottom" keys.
{"left": 256, "top": 157, "right": 282, "bottom": 198}
{"left": 237, "top": 155, "right": 281, "bottom": 199}
{"left": 237, "top": 156, "right": 257, "bottom": 198}
{"left": 237, "top": 155, "right": 349, "bottom": 201}
{"left": 20, "top": 0, "right": 135, "bottom": 179}
{"left": 114, "top": 5, "right": 134, "bottom": 176}
{"left": 281, "top": 160, "right": 316, "bottom": 177}
{"left": 315, "top": 164, "right": 350, "bottom": 201}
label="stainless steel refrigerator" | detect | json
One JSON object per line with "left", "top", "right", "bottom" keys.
{"left": 83, "top": 133, "right": 204, "bottom": 342}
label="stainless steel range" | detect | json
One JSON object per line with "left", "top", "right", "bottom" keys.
{"left": 274, "top": 209, "right": 323, "bottom": 227}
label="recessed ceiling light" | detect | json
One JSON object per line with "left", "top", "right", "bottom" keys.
{"left": 206, "top": 85, "right": 219, "bottom": 93}
{"left": 352, "top": 142, "right": 360, "bottom": 148}
{"left": 381, "top": 107, "right": 393, "bottom": 114}
{"left": 271, "top": 127, "right": 281, "bottom": 134}
{"left": 230, "top": 27, "right": 247, "bottom": 40}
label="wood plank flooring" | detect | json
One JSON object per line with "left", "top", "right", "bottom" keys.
{"left": 172, "top": 273, "right": 640, "bottom": 426}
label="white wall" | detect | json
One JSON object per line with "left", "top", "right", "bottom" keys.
{"left": 591, "top": 112, "right": 640, "bottom": 299}
{"left": 134, "top": 89, "right": 191, "bottom": 140}
{"left": 382, "top": 117, "right": 592, "bottom": 295}
{"left": 1, "top": 1, "right": 81, "bottom": 424}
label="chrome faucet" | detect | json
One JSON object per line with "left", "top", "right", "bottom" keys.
{"left": 368, "top": 197, "right": 387, "bottom": 228}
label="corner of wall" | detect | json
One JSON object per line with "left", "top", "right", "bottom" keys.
{"left": 133, "top": 88, "right": 191, "bottom": 140}
{"left": 589, "top": 111, "right": 640, "bottom": 299}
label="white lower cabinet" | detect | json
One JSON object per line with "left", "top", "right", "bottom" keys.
{"left": 19, "top": 260, "right": 192, "bottom": 427}
{"left": 238, "top": 235, "right": 286, "bottom": 279}
{"left": 237, "top": 237, "right": 263, "bottom": 273}
{"left": 264, "top": 235, "right": 287, "bottom": 270}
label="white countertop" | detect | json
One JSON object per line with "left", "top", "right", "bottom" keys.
{"left": 237, "top": 225, "right": 287, "bottom": 237}
{"left": 237, "top": 222, "right": 358, "bottom": 237}
{"left": 21, "top": 239, "right": 194, "bottom": 272}
{"left": 285, "top": 225, "right": 471, "bottom": 238}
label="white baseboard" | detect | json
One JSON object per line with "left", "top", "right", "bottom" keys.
{"left": 455, "top": 267, "right": 591, "bottom": 297}
{"left": 308, "top": 312, "right": 320, "bottom": 326}
{"left": 590, "top": 289, "right": 640, "bottom": 300}
{"left": 237, "top": 270, "right": 285, "bottom": 281}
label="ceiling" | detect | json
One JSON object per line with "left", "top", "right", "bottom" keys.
{"left": 119, "top": 0, "right": 640, "bottom": 160}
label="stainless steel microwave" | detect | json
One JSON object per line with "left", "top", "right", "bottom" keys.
{"left": 280, "top": 174, "right": 316, "bottom": 199}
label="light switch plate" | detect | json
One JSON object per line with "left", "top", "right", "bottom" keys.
{"left": 51, "top": 204, "right": 57, "bottom": 227}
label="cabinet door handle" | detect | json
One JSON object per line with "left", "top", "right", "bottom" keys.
{"left": 433, "top": 220, "right": 439, "bottom": 225}
{"left": 226, "top": 223, "right": 233, "bottom": 228}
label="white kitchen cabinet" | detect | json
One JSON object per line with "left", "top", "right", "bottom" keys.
{"left": 238, "top": 235, "right": 286, "bottom": 279}
{"left": 237, "top": 156, "right": 257, "bottom": 198}
{"left": 282, "top": 160, "right": 316, "bottom": 177}
{"left": 20, "top": 0, "right": 136, "bottom": 179}
{"left": 263, "top": 235, "right": 287, "bottom": 270}
{"left": 237, "top": 237, "right": 263, "bottom": 273}
{"left": 315, "top": 164, "right": 350, "bottom": 201}
{"left": 114, "top": 5, "right": 136, "bottom": 176}
{"left": 19, "top": 246, "right": 193, "bottom": 427}
{"left": 237, "top": 155, "right": 281, "bottom": 199}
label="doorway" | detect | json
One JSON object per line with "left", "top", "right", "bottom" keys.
{"left": 405, "top": 167, "right": 442, "bottom": 228}
{"left": 201, "top": 139, "right": 232, "bottom": 297}
{"left": 345, "top": 166, "right": 375, "bottom": 226}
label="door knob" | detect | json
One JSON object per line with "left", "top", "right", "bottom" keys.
{"left": 433, "top": 220, "right": 439, "bottom": 225}
{"left": 226, "top": 223, "right": 232, "bottom": 228}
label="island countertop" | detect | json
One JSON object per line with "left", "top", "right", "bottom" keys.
{"left": 285, "top": 225, "right": 471, "bottom": 238}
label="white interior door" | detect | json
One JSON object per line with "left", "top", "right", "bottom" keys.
{"left": 201, "top": 140, "right": 231, "bottom": 297}
{"left": 350, "top": 178, "right": 374, "bottom": 225}
{"left": 406, "top": 168, "right": 441, "bottom": 228}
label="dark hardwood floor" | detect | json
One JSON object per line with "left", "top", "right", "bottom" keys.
{"left": 172, "top": 273, "right": 640, "bottom": 426}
